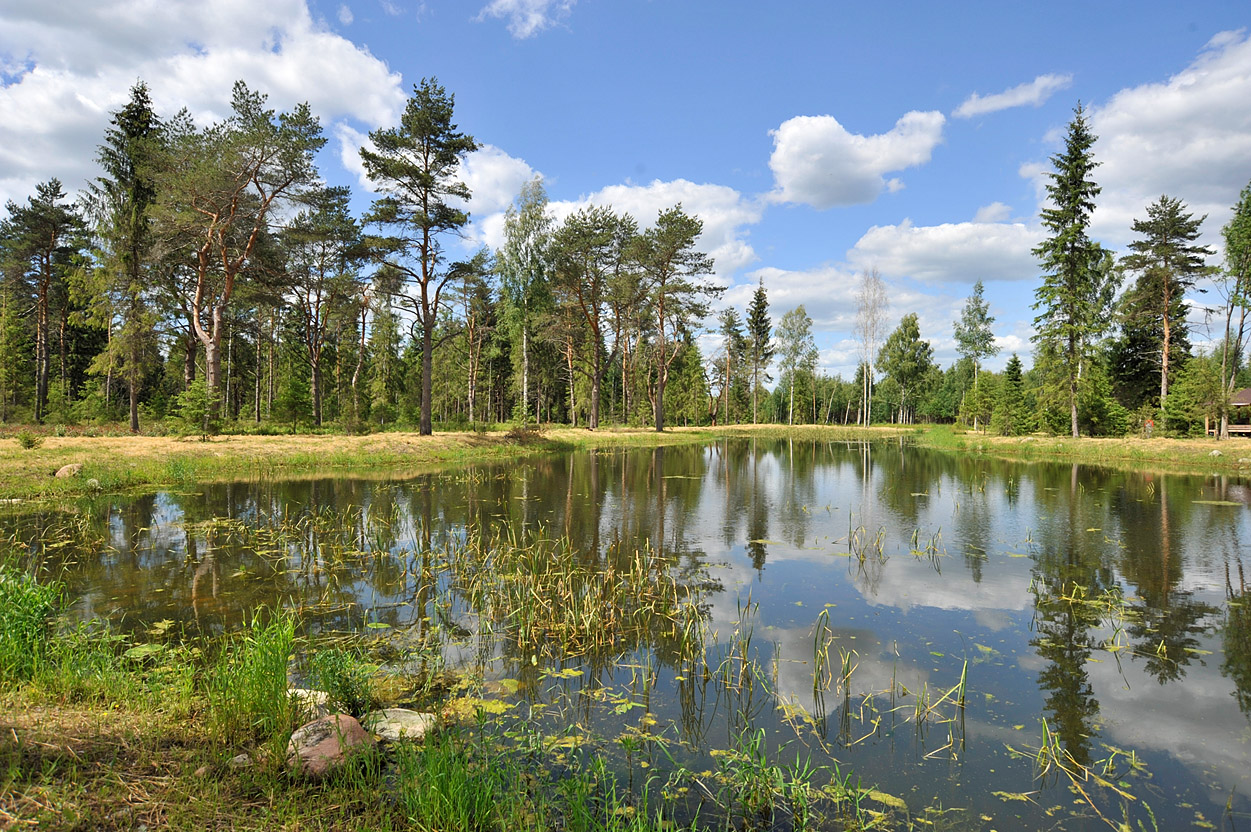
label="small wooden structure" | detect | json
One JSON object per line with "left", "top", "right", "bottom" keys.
{"left": 1208, "top": 388, "right": 1251, "bottom": 436}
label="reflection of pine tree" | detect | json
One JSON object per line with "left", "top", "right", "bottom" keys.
{"left": 1222, "top": 562, "right": 1251, "bottom": 719}
{"left": 1117, "top": 476, "right": 1216, "bottom": 684}
{"left": 1128, "top": 592, "right": 1214, "bottom": 683}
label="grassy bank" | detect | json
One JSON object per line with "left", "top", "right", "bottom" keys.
{"left": 909, "top": 423, "right": 1251, "bottom": 476}
{"left": 3, "top": 421, "right": 1246, "bottom": 501}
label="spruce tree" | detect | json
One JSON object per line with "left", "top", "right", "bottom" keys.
{"left": 746, "top": 278, "right": 774, "bottom": 424}
{"left": 993, "top": 354, "right": 1028, "bottom": 436}
{"left": 1031, "top": 104, "right": 1110, "bottom": 438}
{"left": 84, "top": 82, "right": 162, "bottom": 432}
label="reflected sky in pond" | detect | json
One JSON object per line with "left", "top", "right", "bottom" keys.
{"left": 9, "top": 437, "right": 1251, "bottom": 830}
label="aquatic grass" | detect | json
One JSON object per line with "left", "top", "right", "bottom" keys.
{"left": 0, "top": 565, "right": 61, "bottom": 685}
{"left": 206, "top": 609, "right": 298, "bottom": 748}
{"left": 306, "top": 646, "right": 376, "bottom": 718}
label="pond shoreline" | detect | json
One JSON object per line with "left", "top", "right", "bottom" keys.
{"left": 2, "top": 424, "right": 1248, "bottom": 500}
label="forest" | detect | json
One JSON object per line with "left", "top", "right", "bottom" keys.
{"left": 2, "top": 80, "right": 1250, "bottom": 440}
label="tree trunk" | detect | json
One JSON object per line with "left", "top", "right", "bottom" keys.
{"left": 420, "top": 318, "right": 433, "bottom": 435}
{"left": 521, "top": 324, "right": 529, "bottom": 425}
{"left": 128, "top": 378, "right": 139, "bottom": 433}
{"left": 310, "top": 352, "right": 322, "bottom": 427}
{"left": 183, "top": 332, "right": 197, "bottom": 390}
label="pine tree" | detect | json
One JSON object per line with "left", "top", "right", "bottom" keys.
{"left": 1120, "top": 195, "right": 1212, "bottom": 406}
{"left": 954, "top": 279, "right": 998, "bottom": 430}
{"left": 1032, "top": 104, "right": 1111, "bottom": 438}
{"left": 746, "top": 279, "right": 774, "bottom": 424}
{"left": 361, "top": 78, "right": 478, "bottom": 436}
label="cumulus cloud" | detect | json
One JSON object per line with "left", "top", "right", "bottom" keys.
{"left": 953, "top": 73, "right": 1073, "bottom": 118}
{"left": 476, "top": 0, "right": 575, "bottom": 39}
{"left": 848, "top": 219, "right": 1041, "bottom": 284}
{"left": 974, "top": 201, "right": 1013, "bottom": 223}
{"left": 767, "top": 111, "right": 945, "bottom": 208}
{"left": 0, "top": 0, "right": 405, "bottom": 205}
{"left": 547, "top": 179, "right": 763, "bottom": 278}
{"left": 1086, "top": 30, "right": 1251, "bottom": 247}
{"left": 1019, "top": 31, "right": 1251, "bottom": 249}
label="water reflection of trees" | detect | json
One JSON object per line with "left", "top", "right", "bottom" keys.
{"left": 1028, "top": 464, "right": 1114, "bottom": 767}
{"left": 1223, "top": 560, "right": 1251, "bottom": 718}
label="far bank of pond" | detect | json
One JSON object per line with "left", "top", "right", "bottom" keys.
{"left": 3, "top": 423, "right": 1251, "bottom": 501}
{"left": 3, "top": 435, "right": 1251, "bottom": 830}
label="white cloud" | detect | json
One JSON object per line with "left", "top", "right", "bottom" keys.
{"left": 0, "top": 0, "right": 405, "bottom": 206}
{"left": 476, "top": 0, "right": 575, "bottom": 39}
{"left": 549, "top": 179, "right": 762, "bottom": 278}
{"left": 973, "top": 201, "right": 1012, "bottom": 223}
{"left": 1020, "top": 30, "right": 1251, "bottom": 249}
{"left": 338, "top": 4, "right": 354, "bottom": 25}
{"left": 458, "top": 144, "right": 538, "bottom": 217}
{"left": 953, "top": 73, "right": 1073, "bottom": 118}
{"left": 767, "top": 111, "right": 945, "bottom": 208}
{"left": 848, "top": 219, "right": 1041, "bottom": 283}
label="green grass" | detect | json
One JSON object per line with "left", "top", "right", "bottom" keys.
{"left": 206, "top": 611, "right": 298, "bottom": 750}
{"left": 0, "top": 565, "right": 60, "bottom": 684}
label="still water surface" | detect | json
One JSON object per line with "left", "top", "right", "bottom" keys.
{"left": 12, "top": 438, "right": 1251, "bottom": 829}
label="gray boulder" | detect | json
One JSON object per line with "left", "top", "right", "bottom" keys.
{"left": 363, "top": 708, "right": 436, "bottom": 743}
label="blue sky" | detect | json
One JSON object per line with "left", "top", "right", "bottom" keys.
{"left": 2, "top": 0, "right": 1249, "bottom": 376}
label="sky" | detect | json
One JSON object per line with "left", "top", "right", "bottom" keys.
{"left": 1, "top": 0, "right": 1249, "bottom": 376}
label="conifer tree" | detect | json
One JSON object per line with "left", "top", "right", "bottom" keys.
{"left": 360, "top": 77, "right": 477, "bottom": 435}
{"left": 1120, "top": 195, "right": 1212, "bottom": 406}
{"left": 1031, "top": 104, "right": 1109, "bottom": 438}
{"left": 993, "top": 354, "right": 1028, "bottom": 436}
{"left": 83, "top": 82, "right": 162, "bottom": 432}
{"left": 746, "top": 279, "right": 774, "bottom": 424}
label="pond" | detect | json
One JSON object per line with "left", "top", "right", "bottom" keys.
{"left": 7, "top": 437, "right": 1251, "bottom": 830}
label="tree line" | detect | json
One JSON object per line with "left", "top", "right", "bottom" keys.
{"left": 1, "top": 85, "right": 1249, "bottom": 438}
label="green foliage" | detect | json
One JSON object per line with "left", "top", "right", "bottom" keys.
{"left": 0, "top": 566, "right": 61, "bottom": 685}
{"left": 993, "top": 355, "right": 1031, "bottom": 436}
{"left": 1032, "top": 105, "right": 1114, "bottom": 436}
{"left": 746, "top": 278, "right": 774, "bottom": 423}
{"left": 307, "top": 647, "right": 375, "bottom": 718}
{"left": 777, "top": 305, "right": 818, "bottom": 424}
{"left": 207, "top": 610, "right": 297, "bottom": 747}
{"left": 1161, "top": 352, "right": 1224, "bottom": 435}
{"left": 174, "top": 378, "right": 219, "bottom": 439}
{"left": 875, "top": 312, "right": 935, "bottom": 424}
{"left": 1119, "top": 195, "right": 1212, "bottom": 407}
{"left": 14, "top": 429, "right": 43, "bottom": 449}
